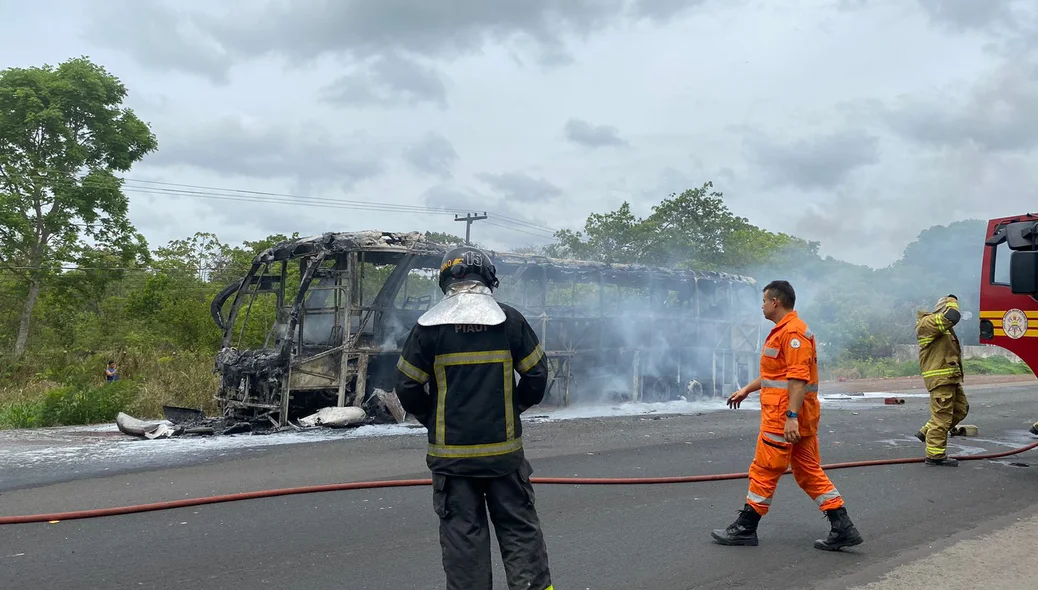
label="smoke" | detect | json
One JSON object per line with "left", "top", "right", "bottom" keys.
{"left": 242, "top": 221, "right": 989, "bottom": 412}
{"left": 492, "top": 269, "right": 762, "bottom": 406}
{"left": 731, "top": 218, "right": 988, "bottom": 368}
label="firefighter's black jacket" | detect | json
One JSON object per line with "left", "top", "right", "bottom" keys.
{"left": 394, "top": 302, "right": 548, "bottom": 477}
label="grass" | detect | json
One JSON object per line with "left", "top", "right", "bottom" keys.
{"left": 0, "top": 348, "right": 220, "bottom": 430}
{"left": 0, "top": 349, "right": 1033, "bottom": 430}
{"left": 821, "top": 354, "right": 1034, "bottom": 381}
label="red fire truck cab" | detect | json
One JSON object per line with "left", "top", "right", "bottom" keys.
{"left": 978, "top": 213, "right": 1038, "bottom": 374}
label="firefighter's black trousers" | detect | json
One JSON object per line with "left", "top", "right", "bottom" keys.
{"left": 432, "top": 458, "right": 552, "bottom": 590}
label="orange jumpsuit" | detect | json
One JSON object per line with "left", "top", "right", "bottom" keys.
{"left": 746, "top": 311, "right": 844, "bottom": 516}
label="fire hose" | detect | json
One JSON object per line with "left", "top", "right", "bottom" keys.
{"left": 2, "top": 440, "right": 1036, "bottom": 526}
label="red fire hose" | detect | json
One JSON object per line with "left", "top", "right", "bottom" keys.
{"left": 2, "top": 440, "right": 1036, "bottom": 526}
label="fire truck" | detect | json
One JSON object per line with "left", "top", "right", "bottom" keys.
{"left": 978, "top": 213, "right": 1038, "bottom": 435}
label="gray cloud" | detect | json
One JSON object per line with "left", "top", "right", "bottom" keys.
{"left": 143, "top": 117, "right": 385, "bottom": 190}
{"left": 321, "top": 53, "right": 449, "bottom": 108}
{"left": 92, "top": 0, "right": 732, "bottom": 81}
{"left": 403, "top": 133, "right": 459, "bottom": 179}
{"left": 564, "top": 118, "right": 628, "bottom": 149}
{"left": 916, "top": 0, "right": 1019, "bottom": 32}
{"left": 913, "top": 0, "right": 1038, "bottom": 57}
{"left": 206, "top": 1, "right": 626, "bottom": 63}
{"left": 744, "top": 130, "right": 880, "bottom": 190}
{"left": 881, "top": 60, "right": 1038, "bottom": 153}
{"left": 631, "top": 0, "right": 710, "bottom": 22}
{"left": 476, "top": 172, "right": 563, "bottom": 203}
{"left": 84, "top": 1, "right": 233, "bottom": 84}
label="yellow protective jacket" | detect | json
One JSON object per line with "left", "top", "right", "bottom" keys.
{"left": 916, "top": 296, "right": 963, "bottom": 390}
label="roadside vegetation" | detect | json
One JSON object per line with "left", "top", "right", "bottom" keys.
{"left": 822, "top": 355, "right": 1032, "bottom": 382}
{"left": 1, "top": 57, "right": 1031, "bottom": 430}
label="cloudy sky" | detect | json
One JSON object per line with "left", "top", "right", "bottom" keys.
{"left": 3, "top": 0, "right": 1036, "bottom": 268}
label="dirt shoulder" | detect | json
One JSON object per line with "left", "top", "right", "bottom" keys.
{"left": 820, "top": 373, "right": 1036, "bottom": 394}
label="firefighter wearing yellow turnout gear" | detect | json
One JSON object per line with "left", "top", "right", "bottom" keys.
{"left": 913, "top": 295, "right": 968, "bottom": 467}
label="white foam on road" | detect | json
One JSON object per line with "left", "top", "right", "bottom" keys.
{"left": 0, "top": 400, "right": 744, "bottom": 471}
{"left": 524, "top": 398, "right": 751, "bottom": 421}
{"left": 0, "top": 422, "right": 425, "bottom": 472}
{"left": 0, "top": 391, "right": 926, "bottom": 472}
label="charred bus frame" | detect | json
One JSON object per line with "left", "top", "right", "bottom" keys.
{"left": 211, "top": 231, "right": 763, "bottom": 426}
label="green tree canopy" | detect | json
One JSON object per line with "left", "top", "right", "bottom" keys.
{"left": 0, "top": 56, "right": 157, "bottom": 358}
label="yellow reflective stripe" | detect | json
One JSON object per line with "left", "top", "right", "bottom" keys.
{"left": 934, "top": 314, "right": 946, "bottom": 331}
{"left": 517, "top": 344, "right": 544, "bottom": 373}
{"left": 926, "top": 446, "right": 946, "bottom": 454}
{"left": 396, "top": 357, "right": 430, "bottom": 384}
{"left": 435, "top": 350, "right": 512, "bottom": 364}
{"left": 945, "top": 300, "right": 959, "bottom": 309}
{"left": 504, "top": 356, "right": 515, "bottom": 439}
{"left": 922, "top": 367, "right": 958, "bottom": 378}
{"left": 918, "top": 337, "right": 934, "bottom": 347}
{"left": 433, "top": 349, "right": 515, "bottom": 447}
{"left": 428, "top": 437, "right": 523, "bottom": 458}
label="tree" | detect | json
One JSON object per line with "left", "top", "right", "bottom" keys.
{"left": 547, "top": 202, "right": 648, "bottom": 263}
{"left": 0, "top": 56, "right": 157, "bottom": 359}
{"left": 424, "top": 231, "right": 467, "bottom": 247}
{"left": 641, "top": 182, "right": 753, "bottom": 269}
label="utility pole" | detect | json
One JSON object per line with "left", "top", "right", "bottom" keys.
{"left": 454, "top": 212, "right": 487, "bottom": 245}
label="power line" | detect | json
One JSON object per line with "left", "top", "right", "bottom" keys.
{"left": 5, "top": 171, "right": 563, "bottom": 238}
{"left": 118, "top": 178, "right": 562, "bottom": 235}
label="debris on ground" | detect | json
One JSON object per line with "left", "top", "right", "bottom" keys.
{"left": 297, "top": 407, "right": 367, "bottom": 428}
{"left": 115, "top": 412, "right": 216, "bottom": 440}
{"left": 114, "top": 394, "right": 409, "bottom": 440}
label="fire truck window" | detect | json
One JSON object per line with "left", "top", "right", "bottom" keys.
{"left": 992, "top": 241, "right": 1011, "bottom": 285}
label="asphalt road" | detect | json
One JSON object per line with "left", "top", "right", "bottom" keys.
{"left": 2, "top": 381, "right": 1037, "bottom": 590}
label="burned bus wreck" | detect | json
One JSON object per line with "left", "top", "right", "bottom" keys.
{"left": 211, "top": 231, "right": 763, "bottom": 426}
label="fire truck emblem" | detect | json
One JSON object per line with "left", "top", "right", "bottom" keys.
{"left": 1002, "top": 309, "right": 1028, "bottom": 340}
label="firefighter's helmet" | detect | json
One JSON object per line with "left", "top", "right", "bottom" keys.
{"left": 438, "top": 246, "right": 499, "bottom": 294}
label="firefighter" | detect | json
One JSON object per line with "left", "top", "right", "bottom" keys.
{"left": 711, "top": 280, "right": 864, "bottom": 551}
{"left": 394, "top": 246, "right": 553, "bottom": 590}
{"left": 912, "top": 295, "right": 968, "bottom": 466}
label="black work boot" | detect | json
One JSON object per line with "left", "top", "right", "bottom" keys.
{"left": 1029, "top": 424, "right": 1038, "bottom": 436}
{"left": 710, "top": 504, "right": 761, "bottom": 546}
{"left": 914, "top": 430, "right": 926, "bottom": 443}
{"left": 925, "top": 456, "right": 959, "bottom": 467}
{"left": 814, "top": 506, "right": 863, "bottom": 551}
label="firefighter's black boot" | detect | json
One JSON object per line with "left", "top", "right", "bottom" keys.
{"left": 710, "top": 504, "right": 761, "bottom": 546}
{"left": 914, "top": 429, "right": 926, "bottom": 443}
{"left": 813, "top": 506, "right": 863, "bottom": 551}
{"left": 1029, "top": 424, "right": 1038, "bottom": 436}
{"left": 925, "top": 456, "right": 959, "bottom": 467}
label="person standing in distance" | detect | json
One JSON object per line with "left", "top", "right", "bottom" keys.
{"left": 395, "top": 245, "right": 554, "bottom": 590}
{"left": 912, "top": 295, "right": 968, "bottom": 466}
{"left": 711, "top": 280, "right": 864, "bottom": 551}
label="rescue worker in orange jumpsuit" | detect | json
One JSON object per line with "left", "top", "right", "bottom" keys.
{"left": 711, "top": 280, "right": 864, "bottom": 551}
